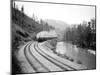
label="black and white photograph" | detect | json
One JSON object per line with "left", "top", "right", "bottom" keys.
{"left": 11, "top": 0, "right": 96, "bottom": 74}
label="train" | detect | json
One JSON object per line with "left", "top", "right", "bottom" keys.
{"left": 36, "top": 30, "right": 57, "bottom": 42}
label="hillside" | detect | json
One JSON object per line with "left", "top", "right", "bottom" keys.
{"left": 45, "top": 19, "right": 70, "bottom": 31}
{"left": 12, "top": 7, "right": 48, "bottom": 73}
{"left": 12, "top": 7, "right": 43, "bottom": 35}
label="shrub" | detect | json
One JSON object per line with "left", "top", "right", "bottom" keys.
{"left": 77, "top": 60, "right": 82, "bottom": 64}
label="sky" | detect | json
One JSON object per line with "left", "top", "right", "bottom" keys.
{"left": 14, "top": 1, "right": 95, "bottom": 25}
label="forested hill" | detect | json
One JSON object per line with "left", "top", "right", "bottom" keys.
{"left": 12, "top": 7, "right": 43, "bottom": 34}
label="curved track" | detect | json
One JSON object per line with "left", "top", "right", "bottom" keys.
{"left": 23, "top": 41, "right": 87, "bottom": 73}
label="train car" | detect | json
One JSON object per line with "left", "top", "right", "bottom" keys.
{"left": 36, "top": 30, "right": 57, "bottom": 42}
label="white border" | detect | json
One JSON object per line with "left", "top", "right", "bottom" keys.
{"left": 0, "top": 0, "right": 100, "bottom": 75}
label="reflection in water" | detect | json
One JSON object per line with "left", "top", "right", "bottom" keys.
{"left": 56, "top": 42, "right": 96, "bottom": 69}
{"left": 56, "top": 42, "right": 66, "bottom": 55}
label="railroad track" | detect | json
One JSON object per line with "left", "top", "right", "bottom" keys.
{"left": 37, "top": 42, "right": 87, "bottom": 70}
{"left": 34, "top": 43, "right": 75, "bottom": 71}
{"left": 23, "top": 41, "right": 87, "bottom": 73}
{"left": 24, "top": 42, "right": 49, "bottom": 73}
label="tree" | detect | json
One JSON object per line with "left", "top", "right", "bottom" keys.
{"left": 13, "top": 1, "right": 16, "bottom": 8}
{"left": 21, "top": 5, "right": 24, "bottom": 13}
{"left": 32, "top": 13, "right": 35, "bottom": 20}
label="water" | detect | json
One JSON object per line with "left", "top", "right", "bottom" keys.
{"left": 56, "top": 42, "right": 96, "bottom": 69}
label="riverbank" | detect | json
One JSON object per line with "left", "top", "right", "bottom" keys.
{"left": 56, "top": 42, "right": 96, "bottom": 69}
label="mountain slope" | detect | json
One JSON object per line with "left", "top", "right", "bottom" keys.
{"left": 45, "top": 19, "right": 69, "bottom": 31}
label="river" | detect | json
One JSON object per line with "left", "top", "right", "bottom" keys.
{"left": 56, "top": 42, "right": 96, "bottom": 69}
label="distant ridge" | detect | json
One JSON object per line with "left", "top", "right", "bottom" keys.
{"left": 45, "top": 19, "right": 70, "bottom": 31}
